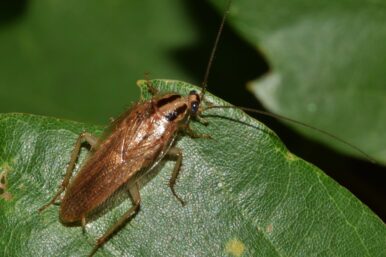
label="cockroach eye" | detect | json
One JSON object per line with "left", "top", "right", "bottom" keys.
{"left": 191, "top": 101, "right": 199, "bottom": 114}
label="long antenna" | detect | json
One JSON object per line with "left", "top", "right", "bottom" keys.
{"left": 201, "top": 0, "right": 232, "bottom": 98}
{"left": 205, "top": 105, "right": 377, "bottom": 164}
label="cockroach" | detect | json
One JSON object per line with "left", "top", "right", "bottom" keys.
{"left": 38, "top": 0, "right": 374, "bottom": 256}
{"left": 39, "top": 1, "right": 231, "bottom": 256}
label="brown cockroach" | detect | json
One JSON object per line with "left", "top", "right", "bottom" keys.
{"left": 38, "top": 1, "right": 232, "bottom": 256}
{"left": 38, "top": 0, "right": 374, "bottom": 256}
{"left": 39, "top": 87, "right": 205, "bottom": 256}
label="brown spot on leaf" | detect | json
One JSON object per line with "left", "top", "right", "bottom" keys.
{"left": 266, "top": 223, "right": 273, "bottom": 233}
{"left": 0, "top": 162, "right": 13, "bottom": 201}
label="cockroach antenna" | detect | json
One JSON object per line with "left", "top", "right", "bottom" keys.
{"left": 205, "top": 105, "right": 377, "bottom": 164}
{"left": 200, "top": 0, "right": 232, "bottom": 99}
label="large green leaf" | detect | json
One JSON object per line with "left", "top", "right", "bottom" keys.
{"left": 211, "top": 0, "right": 386, "bottom": 163}
{"left": 0, "top": 0, "right": 197, "bottom": 124}
{"left": 1, "top": 80, "right": 385, "bottom": 256}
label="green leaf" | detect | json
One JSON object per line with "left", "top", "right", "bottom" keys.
{"left": 1, "top": 80, "right": 385, "bottom": 257}
{"left": 0, "top": 0, "right": 197, "bottom": 124}
{"left": 212, "top": 0, "right": 386, "bottom": 163}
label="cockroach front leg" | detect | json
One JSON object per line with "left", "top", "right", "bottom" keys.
{"left": 38, "top": 132, "right": 98, "bottom": 212}
{"left": 195, "top": 113, "right": 209, "bottom": 126}
{"left": 181, "top": 124, "right": 211, "bottom": 139}
{"left": 167, "top": 147, "right": 186, "bottom": 206}
{"left": 88, "top": 183, "right": 141, "bottom": 257}
{"left": 144, "top": 75, "right": 159, "bottom": 96}
{"left": 147, "top": 84, "right": 159, "bottom": 96}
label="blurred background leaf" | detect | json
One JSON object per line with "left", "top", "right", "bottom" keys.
{"left": 0, "top": 0, "right": 385, "bottom": 223}
{"left": 211, "top": 0, "right": 386, "bottom": 163}
{"left": 0, "top": 0, "right": 199, "bottom": 123}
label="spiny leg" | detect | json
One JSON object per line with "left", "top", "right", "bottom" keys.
{"left": 144, "top": 73, "right": 159, "bottom": 96}
{"left": 88, "top": 183, "right": 141, "bottom": 257}
{"left": 38, "top": 132, "right": 98, "bottom": 212}
{"left": 167, "top": 147, "right": 185, "bottom": 206}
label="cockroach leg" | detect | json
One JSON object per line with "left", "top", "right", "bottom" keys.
{"left": 147, "top": 84, "right": 159, "bottom": 96}
{"left": 39, "top": 132, "right": 98, "bottom": 212}
{"left": 195, "top": 112, "right": 209, "bottom": 125}
{"left": 167, "top": 147, "right": 185, "bottom": 206}
{"left": 181, "top": 124, "right": 211, "bottom": 139}
{"left": 144, "top": 76, "right": 159, "bottom": 96}
{"left": 81, "top": 216, "right": 87, "bottom": 233}
{"left": 88, "top": 183, "right": 141, "bottom": 257}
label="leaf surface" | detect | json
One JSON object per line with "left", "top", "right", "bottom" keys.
{"left": 0, "top": 80, "right": 385, "bottom": 257}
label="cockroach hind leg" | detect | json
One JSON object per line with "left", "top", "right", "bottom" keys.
{"left": 38, "top": 132, "right": 98, "bottom": 213}
{"left": 167, "top": 147, "right": 186, "bottom": 206}
{"left": 88, "top": 183, "right": 141, "bottom": 257}
{"left": 38, "top": 190, "right": 63, "bottom": 212}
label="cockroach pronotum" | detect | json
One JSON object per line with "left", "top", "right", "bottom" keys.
{"left": 38, "top": 1, "right": 374, "bottom": 256}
